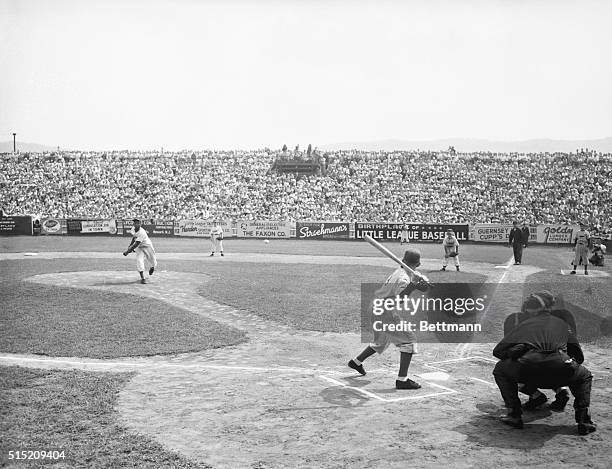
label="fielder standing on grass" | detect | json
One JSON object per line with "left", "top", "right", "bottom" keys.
{"left": 123, "top": 218, "right": 158, "bottom": 284}
{"left": 441, "top": 228, "right": 460, "bottom": 271}
{"left": 571, "top": 223, "right": 590, "bottom": 275}
{"left": 210, "top": 222, "right": 224, "bottom": 256}
{"left": 348, "top": 249, "right": 430, "bottom": 390}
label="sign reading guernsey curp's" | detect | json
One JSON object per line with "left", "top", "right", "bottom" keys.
{"left": 296, "top": 222, "right": 350, "bottom": 239}
{"left": 355, "top": 223, "right": 469, "bottom": 242}
{"left": 238, "top": 221, "right": 293, "bottom": 238}
{"left": 472, "top": 224, "right": 537, "bottom": 243}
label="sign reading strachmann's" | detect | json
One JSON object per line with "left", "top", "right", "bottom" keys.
{"left": 296, "top": 222, "right": 349, "bottom": 239}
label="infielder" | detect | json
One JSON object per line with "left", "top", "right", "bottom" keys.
{"left": 123, "top": 218, "right": 158, "bottom": 284}
{"left": 441, "top": 229, "right": 460, "bottom": 271}
{"left": 571, "top": 223, "right": 590, "bottom": 275}
{"left": 210, "top": 222, "right": 224, "bottom": 256}
{"left": 348, "top": 249, "right": 430, "bottom": 390}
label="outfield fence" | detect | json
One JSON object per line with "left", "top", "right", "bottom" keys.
{"left": 2, "top": 215, "right": 610, "bottom": 250}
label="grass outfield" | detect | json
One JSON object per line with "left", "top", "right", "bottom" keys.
{"left": 0, "top": 258, "right": 246, "bottom": 358}
{"left": 0, "top": 366, "right": 206, "bottom": 468}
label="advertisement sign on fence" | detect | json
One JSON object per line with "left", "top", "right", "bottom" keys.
{"left": 175, "top": 220, "right": 233, "bottom": 237}
{"left": 296, "top": 222, "right": 350, "bottom": 239}
{"left": 354, "top": 223, "right": 469, "bottom": 242}
{"left": 120, "top": 219, "right": 174, "bottom": 237}
{"left": 0, "top": 215, "right": 32, "bottom": 235}
{"left": 536, "top": 224, "right": 579, "bottom": 244}
{"left": 67, "top": 219, "right": 117, "bottom": 235}
{"left": 471, "top": 224, "right": 537, "bottom": 243}
{"left": 41, "top": 218, "right": 66, "bottom": 235}
{"left": 237, "top": 221, "right": 293, "bottom": 238}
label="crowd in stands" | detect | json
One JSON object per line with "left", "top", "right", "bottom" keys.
{"left": 1, "top": 148, "right": 611, "bottom": 235}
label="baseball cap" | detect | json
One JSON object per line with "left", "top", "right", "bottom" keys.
{"left": 403, "top": 249, "right": 421, "bottom": 265}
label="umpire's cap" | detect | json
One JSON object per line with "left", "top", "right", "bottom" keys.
{"left": 403, "top": 249, "right": 421, "bottom": 266}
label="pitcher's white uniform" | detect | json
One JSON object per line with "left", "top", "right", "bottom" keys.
{"left": 129, "top": 227, "right": 157, "bottom": 273}
{"left": 573, "top": 229, "right": 590, "bottom": 267}
{"left": 210, "top": 225, "right": 224, "bottom": 254}
{"left": 369, "top": 267, "right": 422, "bottom": 354}
{"left": 442, "top": 233, "right": 460, "bottom": 267}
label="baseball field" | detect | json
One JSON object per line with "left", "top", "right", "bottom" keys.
{"left": 1, "top": 236, "right": 611, "bottom": 468}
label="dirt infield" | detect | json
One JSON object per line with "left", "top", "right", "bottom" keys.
{"left": 1, "top": 249, "right": 611, "bottom": 468}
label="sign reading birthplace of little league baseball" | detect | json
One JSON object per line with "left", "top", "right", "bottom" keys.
{"left": 354, "top": 223, "right": 469, "bottom": 242}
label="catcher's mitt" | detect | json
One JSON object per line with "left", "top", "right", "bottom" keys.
{"left": 448, "top": 252, "right": 458, "bottom": 257}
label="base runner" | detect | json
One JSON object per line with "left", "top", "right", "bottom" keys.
{"left": 123, "top": 218, "right": 158, "bottom": 284}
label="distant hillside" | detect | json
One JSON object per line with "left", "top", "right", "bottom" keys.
{"left": 0, "top": 141, "right": 56, "bottom": 153}
{"left": 320, "top": 137, "right": 612, "bottom": 153}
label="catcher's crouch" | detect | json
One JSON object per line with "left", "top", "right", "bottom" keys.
{"left": 492, "top": 293, "right": 596, "bottom": 435}
{"left": 348, "top": 249, "right": 430, "bottom": 390}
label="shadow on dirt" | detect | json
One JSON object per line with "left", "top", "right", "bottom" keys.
{"left": 319, "top": 385, "right": 370, "bottom": 408}
{"left": 452, "top": 401, "right": 578, "bottom": 449}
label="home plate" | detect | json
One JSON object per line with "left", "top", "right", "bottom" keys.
{"left": 560, "top": 269, "right": 609, "bottom": 277}
{"left": 415, "top": 371, "right": 451, "bottom": 381}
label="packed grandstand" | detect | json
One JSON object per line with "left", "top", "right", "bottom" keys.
{"left": 1, "top": 148, "right": 611, "bottom": 237}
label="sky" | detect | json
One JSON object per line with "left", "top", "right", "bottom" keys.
{"left": 1, "top": 0, "right": 611, "bottom": 150}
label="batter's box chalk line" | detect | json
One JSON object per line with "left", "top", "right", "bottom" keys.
{"left": 318, "top": 356, "right": 500, "bottom": 403}
{"left": 559, "top": 269, "right": 609, "bottom": 277}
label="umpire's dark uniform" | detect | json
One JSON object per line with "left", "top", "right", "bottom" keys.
{"left": 492, "top": 311, "right": 595, "bottom": 433}
{"left": 508, "top": 226, "right": 525, "bottom": 264}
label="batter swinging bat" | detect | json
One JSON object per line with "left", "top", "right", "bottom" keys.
{"left": 363, "top": 234, "right": 432, "bottom": 286}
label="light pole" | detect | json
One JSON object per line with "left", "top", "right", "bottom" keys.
{"left": 12, "top": 133, "right": 16, "bottom": 153}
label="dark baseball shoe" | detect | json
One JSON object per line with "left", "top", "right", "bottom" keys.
{"left": 584, "top": 271, "right": 589, "bottom": 275}
{"left": 440, "top": 266, "right": 446, "bottom": 271}
{"left": 570, "top": 270, "right": 576, "bottom": 275}
{"left": 522, "top": 393, "right": 547, "bottom": 411}
{"left": 221, "top": 252, "right": 224, "bottom": 257}
{"left": 578, "top": 422, "right": 597, "bottom": 435}
{"left": 210, "top": 253, "right": 214, "bottom": 257}
{"left": 140, "top": 278, "right": 147, "bottom": 284}
{"left": 549, "top": 389, "right": 570, "bottom": 412}
{"left": 348, "top": 360, "right": 366, "bottom": 376}
{"left": 456, "top": 266, "right": 460, "bottom": 272}
{"left": 396, "top": 378, "right": 421, "bottom": 390}
{"left": 501, "top": 414, "right": 524, "bottom": 429}
{"left": 149, "top": 267, "right": 155, "bottom": 276}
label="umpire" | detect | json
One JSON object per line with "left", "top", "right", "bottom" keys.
{"left": 508, "top": 221, "right": 525, "bottom": 265}
{"left": 492, "top": 293, "right": 596, "bottom": 434}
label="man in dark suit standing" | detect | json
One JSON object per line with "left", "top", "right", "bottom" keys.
{"left": 509, "top": 221, "right": 525, "bottom": 265}
{"left": 521, "top": 222, "right": 531, "bottom": 248}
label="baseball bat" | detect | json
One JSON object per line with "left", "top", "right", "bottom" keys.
{"left": 363, "top": 234, "right": 431, "bottom": 285}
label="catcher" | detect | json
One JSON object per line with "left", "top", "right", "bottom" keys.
{"left": 589, "top": 241, "right": 605, "bottom": 267}
{"left": 441, "top": 229, "right": 460, "bottom": 271}
{"left": 123, "top": 218, "right": 158, "bottom": 284}
{"left": 348, "top": 249, "right": 430, "bottom": 390}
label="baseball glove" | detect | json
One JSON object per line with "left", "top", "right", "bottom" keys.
{"left": 448, "top": 252, "right": 458, "bottom": 257}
